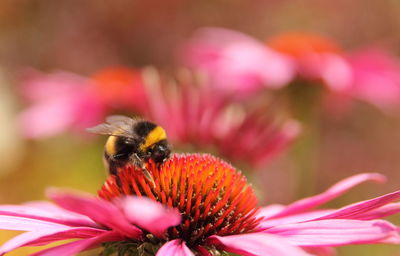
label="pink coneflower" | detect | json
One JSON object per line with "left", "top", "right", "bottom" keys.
{"left": 268, "top": 32, "right": 400, "bottom": 111}
{"left": 1, "top": 154, "right": 399, "bottom": 255}
{"left": 342, "top": 48, "right": 400, "bottom": 111}
{"left": 180, "top": 27, "right": 295, "bottom": 96}
{"left": 90, "top": 67, "right": 148, "bottom": 112}
{"left": 18, "top": 70, "right": 106, "bottom": 139}
{"left": 140, "top": 68, "right": 300, "bottom": 169}
{"left": 18, "top": 67, "right": 147, "bottom": 139}
{"left": 17, "top": 67, "right": 298, "bottom": 169}
{"left": 267, "top": 32, "right": 353, "bottom": 93}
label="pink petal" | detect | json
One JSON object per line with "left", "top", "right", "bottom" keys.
{"left": 268, "top": 173, "right": 385, "bottom": 219}
{"left": 320, "top": 53, "right": 353, "bottom": 92}
{"left": 156, "top": 239, "right": 194, "bottom": 256}
{"left": 303, "top": 247, "right": 336, "bottom": 256}
{"left": 0, "top": 215, "right": 68, "bottom": 231}
{"left": 0, "top": 227, "right": 104, "bottom": 255}
{"left": 18, "top": 69, "right": 105, "bottom": 139}
{"left": 207, "top": 233, "right": 311, "bottom": 256}
{"left": 18, "top": 100, "right": 76, "bottom": 139}
{"left": 345, "top": 49, "right": 400, "bottom": 110}
{"left": 356, "top": 203, "right": 400, "bottom": 220}
{"left": 47, "top": 189, "right": 142, "bottom": 239}
{"left": 118, "top": 196, "right": 181, "bottom": 237}
{"left": 259, "top": 210, "right": 333, "bottom": 229}
{"left": 256, "top": 205, "right": 286, "bottom": 219}
{"left": 315, "top": 190, "right": 400, "bottom": 220}
{"left": 181, "top": 27, "right": 295, "bottom": 94}
{"left": 0, "top": 203, "right": 97, "bottom": 227}
{"left": 20, "top": 70, "right": 90, "bottom": 101}
{"left": 30, "top": 231, "right": 122, "bottom": 256}
{"left": 267, "top": 219, "right": 400, "bottom": 246}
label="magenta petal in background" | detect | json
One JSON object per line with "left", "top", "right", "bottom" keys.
{"left": 19, "top": 99, "right": 77, "bottom": 139}
{"left": 18, "top": 70, "right": 105, "bottom": 139}
{"left": 156, "top": 239, "right": 194, "bottom": 256}
{"left": 181, "top": 27, "right": 295, "bottom": 95}
{"left": 19, "top": 71, "right": 90, "bottom": 101}
{"left": 320, "top": 53, "right": 353, "bottom": 92}
{"left": 345, "top": 49, "right": 400, "bottom": 110}
{"left": 208, "top": 233, "right": 311, "bottom": 256}
{"left": 118, "top": 196, "right": 181, "bottom": 237}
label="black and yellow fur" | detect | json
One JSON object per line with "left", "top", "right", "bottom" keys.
{"left": 87, "top": 116, "right": 171, "bottom": 178}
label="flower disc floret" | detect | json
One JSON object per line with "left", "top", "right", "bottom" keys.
{"left": 98, "top": 153, "right": 261, "bottom": 246}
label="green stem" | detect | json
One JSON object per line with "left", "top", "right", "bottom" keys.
{"left": 287, "top": 80, "right": 322, "bottom": 198}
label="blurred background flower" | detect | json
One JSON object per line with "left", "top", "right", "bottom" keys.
{"left": 180, "top": 27, "right": 295, "bottom": 97}
{"left": 1, "top": 1, "right": 400, "bottom": 255}
{"left": 17, "top": 67, "right": 147, "bottom": 139}
{"left": 18, "top": 70, "right": 106, "bottom": 139}
{"left": 139, "top": 67, "right": 300, "bottom": 170}
{"left": 182, "top": 28, "right": 400, "bottom": 112}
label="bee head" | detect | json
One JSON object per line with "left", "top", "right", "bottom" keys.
{"left": 149, "top": 140, "right": 171, "bottom": 163}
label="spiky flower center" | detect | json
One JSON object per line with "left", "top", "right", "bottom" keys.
{"left": 98, "top": 154, "right": 261, "bottom": 247}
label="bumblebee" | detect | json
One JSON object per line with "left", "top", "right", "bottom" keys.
{"left": 87, "top": 115, "right": 171, "bottom": 182}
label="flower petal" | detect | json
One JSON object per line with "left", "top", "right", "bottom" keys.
{"left": 355, "top": 203, "right": 400, "bottom": 220}
{"left": 0, "top": 227, "right": 103, "bottom": 255}
{"left": 268, "top": 173, "right": 385, "bottom": 219}
{"left": 259, "top": 210, "right": 333, "bottom": 229}
{"left": 314, "top": 190, "right": 400, "bottom": 221}
{"left": 29, "top": 231, "right": 122, "bottom": 256}
{"left": 0, "top": 202, "right": 97, "bottom": 227}
{"left": 156, "top": 239, "right": 194, "bottom": 256}
{"left": 0, "top": 215, "right": 68, "bottom": 231}
{"left": 256, "top": 205, "right": 286, "bottom": 219}
{"left": 182, "top": 27, "right": 295, "bottom": 94}
{"left": 47, "top": 189, "right": 142, "bottom": 239}
{"left": 267, "top": 219, "right": 400, "bottom": 246}
{"left": 118, "top": 196, "right": 181, "bottom": 236}
{"left": 207, "top": 233, "right": 311, "bottom": 256}
{"left": 345, "top": 49, "right": 400, "bottom": 110}
{"left": 261, "top": 192, "right": 400, "bottom": 229}
{"left": 303, "top": 247, "right": 336, "bottom": 256}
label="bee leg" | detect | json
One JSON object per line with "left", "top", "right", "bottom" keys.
{"left": 142, "top": 168, "right": 156, "bottom": 189}
{"left": 131, "top": 153, "right": 142, "bottom": 163}
{"left": 103, "top": 153, "right": 117, "bottom": 176}
{"left": 131, "top": 154, "right": 156, "bottom": 188}
{"left": 103, "top": 155, "right": 122, "bottom": 187}
{"left": 108, "top": 165, "right": 118, "bottom": 176}
{"left": 109, "top": 165, "right": 123, "bottom": 187}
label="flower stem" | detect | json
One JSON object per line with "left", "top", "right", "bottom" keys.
{"left": 288, "top": 80, "right": 322, "bottom": 197}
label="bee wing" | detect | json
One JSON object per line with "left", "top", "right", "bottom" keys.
{"left": 87, "top": 115, "right": 141, "bottom": 139}
{"left": 86, "top": 123, "right": 136, "bottom": 138}
{"left": 105, "top": 115, "right": 143, "bottom": 130}
{"left": 86, "top": 123, "right": 118, "bottom": 136}
{"left": 105, "top": 115, "right": 136, "bottom": 124}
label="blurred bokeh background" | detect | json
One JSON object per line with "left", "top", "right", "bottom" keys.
{"left": 1, "top": 0, "right": 400, "bottom": 255}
